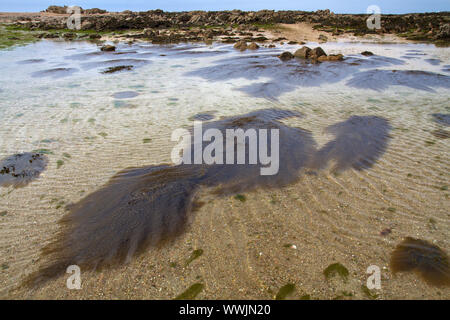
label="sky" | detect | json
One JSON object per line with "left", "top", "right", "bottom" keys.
{"left": 0, "top": 0, "right": 449, "bottom": 14}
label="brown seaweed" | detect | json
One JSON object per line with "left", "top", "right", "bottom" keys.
{"left": 312, "top": 116, "right": 391, "bottom": 172}
{"left": 390, "top": 237, "right": 450, "bottom": 287}
{"left": 25, "top": 109, "right": 391, "bottom": 287}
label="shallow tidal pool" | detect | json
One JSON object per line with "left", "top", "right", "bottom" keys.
{"left": 0, "top": 39, "right": 449, "bottom": 299}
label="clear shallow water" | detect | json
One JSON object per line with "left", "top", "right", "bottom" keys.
{"left": 0, "top": 40, "right": 449, "bottom": 298}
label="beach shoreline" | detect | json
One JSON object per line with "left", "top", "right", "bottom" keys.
{"left": 0, "top": 8, "right": 449, "bottom": 48}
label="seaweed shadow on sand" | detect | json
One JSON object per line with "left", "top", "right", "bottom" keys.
{"left": 24, "top": 109, "right": 391, "bottom": 287}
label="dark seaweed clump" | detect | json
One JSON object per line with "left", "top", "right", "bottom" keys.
{"left": 390, "top": 237, "right": 450, "bottom": 287}
{"left": 0, "top": 152, "right": 48, "bottom": 188}
{"left": 431, "top": 113, "right": 450, "bottom": 126}
{"left": 25, "top": 109, "right": 391, "bottom": 287}
{"left": 312, "top": 116, "right": 391, "bottom": 172}
{"left": 101, "top": 65, "right": 134, "bottom": 74}
{"left": 431, "top": 129, "right": 450, "bottom": 139}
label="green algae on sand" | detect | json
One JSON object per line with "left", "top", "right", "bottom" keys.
{"left": 185, "top": 249, "right": 204, "bottom": 267}
{"left": 234, "top": 194, "right": 246, "bottom": 202}
{"left": 323, "top": 263, "right": 349, "bottom": 282}
{"left": 275, "top": 283, "right": 296, "bottom": 300}
{"left": 174, "top": 283, "right": 204, "bottom": 300}
{"left": 0, "top": 25, "right": 38, "bottom": 50}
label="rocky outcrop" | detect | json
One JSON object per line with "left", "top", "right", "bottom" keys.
{"left": 44, "top": 5, "right": 107, "bottom": 15}
{"left": 6, "top": 8, "right": 450, "bottom": 45}
{"left": 281, "top": 47, "right": 344, "bottom": 63}
{"left": 435, "top": 23, "right": 450, "bottom": 40}
{"left": 44, "top": 5, "right": 69, "bottom": 14}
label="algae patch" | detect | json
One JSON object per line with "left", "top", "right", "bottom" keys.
{"left": 0, "top": 25, "right": 38, "bottom": 50}
{"left": 185, "top": 249, "right": 204, "bottom": 267}
{"left": 275, "top": 283, "right": 295, "bottom": 300}
{"left": 323, "top": 263, "right": 349, "bottom": 281}
{"left": 174, "top": 283, "right": 204, "bottom": 300}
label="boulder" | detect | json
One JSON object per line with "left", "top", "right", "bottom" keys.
{"left": 294, "top": 46, "right": 311, "bottom": 59}
{"left": 234, "top": 40, "right": 247, "bottom": 51}
{"left": 278, "top": 51, "right": 294, "bottom": 61}
{"left": 100, "top": 45, "right": 116, "bottom": 52}
{"left": 248, "top": 42, "right": 259, "bottom": 50}
{"left": 361, "top": 51, "right": 374, "bottom": 56}
{"left": 310, "top": 47, "right": 327, "bottom": 59}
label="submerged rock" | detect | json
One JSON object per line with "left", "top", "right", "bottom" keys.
{"left": 361, "top": 51, "right": 374, "bottom": 56}
{"left": 278, "top": 51, "right": 294, "bottom": 61}
{"left": 318, "top": 54, "right": 344, "bottom": 62}
{"left": 234, "top": 40, "right": 247, "bottom": 51}
{"left": 100, "top": 45, "right": 116, "bottom": 52}
{"left": 294, "top": 46, "right": 311, "bottom": 59}
{"left": 0, "top": 152, "right": 48, "bottom": 188}
{"left": 248, "top": 42, "right": 259, "bottom": 50}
